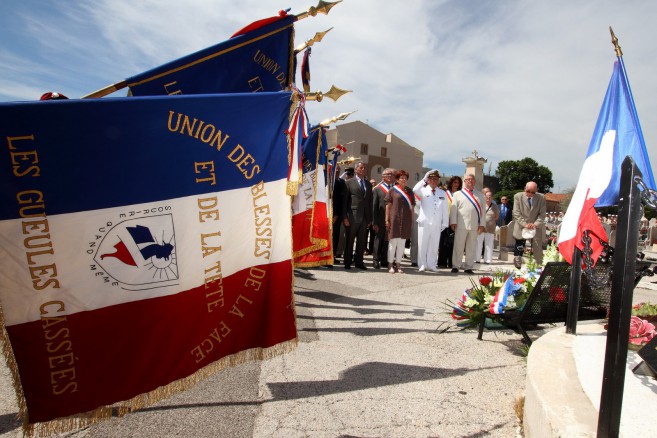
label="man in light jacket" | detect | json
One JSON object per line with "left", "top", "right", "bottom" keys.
{"left": 450, "top": 173, "right": 486, "bottom": 274}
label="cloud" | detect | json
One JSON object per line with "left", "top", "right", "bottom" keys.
{"left": 1, "top": 0, "right": 656, "bottom": 191}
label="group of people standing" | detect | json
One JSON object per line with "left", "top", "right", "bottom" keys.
{"left": 331, "top": 162, "right": 417, "bottom": 273}
{"left": 332, "top": 162, "right": 546, "bottom": 274}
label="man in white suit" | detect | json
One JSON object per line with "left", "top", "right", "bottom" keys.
{"left": 450, "top": 173, "right": 486, "bottom": 274}
{"left": 512, "top": 181, "right": 546, "bottom": 268}
{"left": 413, "top": 170, "right": 449, "bottom": 272}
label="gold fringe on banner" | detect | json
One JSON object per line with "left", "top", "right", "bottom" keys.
{"left": 1, "top": 293, "right": 298, "bottom": 436}
{"left": 0, "top": 300, "right": 28, "bottom": 433}
{"left": 293, "top": 250, "right": 334, "bottom": 268}
{"left": 286, "top": 91, "right": 302, "bottom": 196}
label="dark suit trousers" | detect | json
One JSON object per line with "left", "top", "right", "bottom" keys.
{"left": 344, "top": 221, "right": 367, "bottom": 266}
{"left": 373, "top": 228, "right": 388, "bottom": 264}
{"left": 332, "top": 220, "right": 343, "bottom": 257}
{"left": 438, "top": 227, "right": 454, "bottom": 267}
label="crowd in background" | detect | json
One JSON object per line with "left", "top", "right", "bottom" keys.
{"left": 331, "top": 163, "right": 560, "bottom": 273}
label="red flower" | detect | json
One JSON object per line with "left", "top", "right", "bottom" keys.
{"left": 629, "top": 316, "right": 656, "bottom": 345}
{"left": 549, "top": 286, "right": 566, "bottom": 303}
{"left": 514, "top": 278, "right": 526, "bottom": 285}
{"left": 479, "top": 277, "right": 492, "bottom": 286}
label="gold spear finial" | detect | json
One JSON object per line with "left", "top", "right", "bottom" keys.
{"left": 319, "top": 110, "right": 357, "bottom": 127}
{"left": 609, "top": 26, "right": 623, "bottom": 57}
{"left": 306, "top": 85, "right": 351, "bottom": 102}
{"left": 296, "top": 1, "right": 342, "bottom": 20}
{"left": 337, "top": 155, "right": 360, "bottom": 165}
{"left": 295, "top": 28, "right": 333, "bottom": 53}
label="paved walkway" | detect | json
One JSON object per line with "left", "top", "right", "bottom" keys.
{"left": 1, "top": 255, "right": 655, "bottom": 437}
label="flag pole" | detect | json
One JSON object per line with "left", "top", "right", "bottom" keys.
{"left": 81, "top": 81, "right": 128, "bottom": 99}
{"left": 597, "top": 157, "right": 642, "bottom": 437}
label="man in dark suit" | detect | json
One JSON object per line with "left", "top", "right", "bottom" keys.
{"left": 497, "top": 195, "right": 512, "bottom": 226}
{"left": 343, "top": 161, "right": 373, "bottom": 270}
{"left": 371, "top": 168, "right": 395, "bottom": 268}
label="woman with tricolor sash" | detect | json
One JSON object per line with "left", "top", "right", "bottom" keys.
{"left": 384, "top": 170, "right": 415, "bottom": 273}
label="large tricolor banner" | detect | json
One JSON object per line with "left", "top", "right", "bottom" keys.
{"left": 126, "top": 14, "right": 295, "bottom": 96}
{"left": 292, "top": 127, "right": 331, "bottom": 267}
{"left": 0, "top": 92, "right": 297, "bottom": 432}
{"left": 558, "top": 58, "right": 656, "bottom": 265}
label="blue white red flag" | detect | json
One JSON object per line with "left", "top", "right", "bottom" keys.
{"left": 558, "top": 58, "right": 656, "bottom": 264}
{"left": 0, "top": 92, "right": 297, "bottom": 433}
{"left": 292, "top": 127, "right": 331, "bottom": 266}
{"left": 126, "top": 14, "right": 295, "bottom": 96}
{"left": 451, "top": 289, "right": 474, "bottom": 327}
{"left": 489, "top": 276, "right": 520, "bottom": 315}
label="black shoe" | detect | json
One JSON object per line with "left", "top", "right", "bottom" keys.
{"left": 373, "top": 260, "right": 380, "bottom": 269}
{"left": 464, "top": 269, "right": 474, "bottom": 274}
{"left": 355, "top": 264, "right": 367, "bottom": 270}
{"left": 344, "top": 265, "right": 352, "bottom": 270}
{"left": 411, "top": 262, "right": 418, "bottom": 267}
{"left": 451, "top": 268, "right": 458, "bottom": 273}
{"left": 513, "top": 256, "right": 522, "bottom": 269}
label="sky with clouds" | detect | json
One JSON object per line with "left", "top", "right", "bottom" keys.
{"left": 1, "top": 0, "right": 656, "bottom": 192}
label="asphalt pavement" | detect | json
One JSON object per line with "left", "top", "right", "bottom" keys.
{"left": 1, "top": 253, "right": 655, "bottom": 437}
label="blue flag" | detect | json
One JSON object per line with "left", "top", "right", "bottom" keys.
{"left": 126, "top": 14, "right": 295, "bottom": 96}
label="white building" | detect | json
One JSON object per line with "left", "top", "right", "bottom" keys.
{"left": 325, "top": 121, "right": 425, "bottom": 183}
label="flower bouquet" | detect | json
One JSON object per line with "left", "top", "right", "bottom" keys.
{"left": 447, "top": 261, "right": 542, "bottom": 328}
{"left": 602, "top": 303, "right": 657, "bottom": 350}
{"left": 445, "top": 244, "right": 563, "bottom": 329}
{"left": 626, "top": 302, "right": 657, "bottom": 350}
{"left": 628, "top": 315, "right": 656, "bottom": 350}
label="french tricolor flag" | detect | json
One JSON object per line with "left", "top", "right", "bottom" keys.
{"left": 489, "top": 276, "right": 518, "bottom": 315}
{"left": 0, "top": 92, "right": 297, "bottom": 432}
{"left": 558, "top": 57, "right": 655, "bottom": 265}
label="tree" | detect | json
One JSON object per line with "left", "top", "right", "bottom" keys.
{"left": 496, "top": 157, "right": 554, "bottom": 193}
